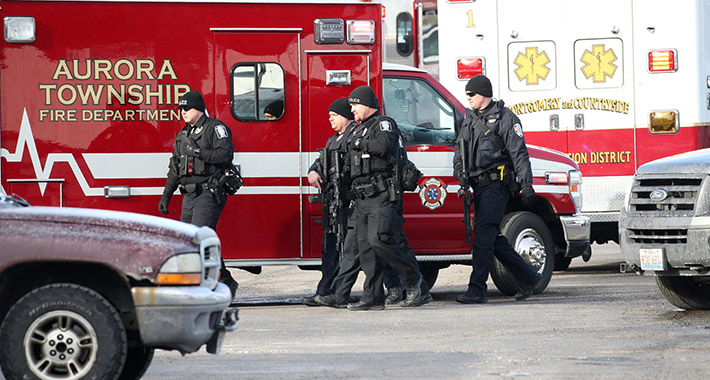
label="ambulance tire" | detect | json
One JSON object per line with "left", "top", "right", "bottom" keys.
{"left": 655, "top": 276, "right": 710, "bottom": 310}
{"left": 419, "top": 263, "right": 440, "bottom": 290}
{"left": 0, "top": 284, "right": 127, "bottom": 380}
{"left": 118, "top": 344, "right": 154, "bottom": 380}
{"left": 554, "top": 255, "right": 572, "bottom": 271}
{"left": 490, "top": 211, "right": 554, "bottom": 296}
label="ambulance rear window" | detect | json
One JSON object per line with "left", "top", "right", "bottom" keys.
{"left": 231, "top": 63, "right": 285, "bottom": 121}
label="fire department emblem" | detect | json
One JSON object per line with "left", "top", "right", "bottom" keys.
{"left": 418, "top": 177, "right": 448, "bottom": 210}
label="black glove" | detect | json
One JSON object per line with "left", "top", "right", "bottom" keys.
{"left": 521, "top": 186, "right": 536, "bottom": 208}
{"left": 158, "top": 194, "right": 171, "bottom": 214}
{"left": 453, "top": 164, "right": 465, "bottom": 182}
{"left": 182, "top": 141, "right": 201, "bottom": 158}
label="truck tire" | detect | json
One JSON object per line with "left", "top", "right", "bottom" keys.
{"left": 0, "top": 283, "right": 127, "bottom": 380}
{"left": 554, "top": 255, "right": 572, "bottom": 271}
{"left": 118, "top": 345, "right": 155, "bottom": 380}
{"left": 655, "top": 276, "right": 710, "bottom": 310}
{"left": 490, "top": 211, "right": 554, "bottom": 296}
{"left": 419, "top": 263, "right": 440, "bottom": 290}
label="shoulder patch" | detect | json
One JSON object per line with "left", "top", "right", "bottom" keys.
{"left": 513, "top": 123, "right": 524, "bottom": 138}
{"left": 380, "top": 120, "right": 392, "bottom": 132}
{"left": 215, "top": 124, "right": 229, "bottom": 139}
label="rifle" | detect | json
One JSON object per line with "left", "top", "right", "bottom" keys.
{"left": 458, "top": 138, "right": 473, "bottom": 248}
{"left": 309, "top": 148, "right": 346, "bottom": 255}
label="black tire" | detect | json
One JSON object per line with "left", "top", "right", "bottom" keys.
{"left": 554, "top": 254, "right": 572, "bottom": 271}
{"left": 118, "top": 345, "right": 155, "bottom": 380}
{"left": 655, "top": 276, "right": 710, "bottom": 310}
{"left": 490, "top": 211, "right": 555, "bottom": 296}
{"left": 419, "top": 263, "right": 440, "bottom": 290}
{"left": 0, "top": 283, "right": 127, "bottom": 380}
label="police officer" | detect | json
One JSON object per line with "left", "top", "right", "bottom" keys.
{"left": 302, "top": 98, "right": 357, "bottom": 306}
{"left": 343, "top": 85, "right": 427, "bottom": 310}
{"left": 453, "top": 75, "right": 541, "bottom": 304}
{"left": 158, "top": 90, "right": 238, "bottom": 297}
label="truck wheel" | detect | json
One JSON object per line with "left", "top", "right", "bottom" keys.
{"left": 419, "top": 263, "right": 440, "bottom": 290}
{"left": 655, "top": 276, "right": 710, "bottom": 310}
{"left": 118, "top": 345, "right": 154, "bottom": 380}
{"left": 0, "top": 283, "right": 127, "bottom": 380}
{"left": 554, "top": 254, "right": 572, "bottom": 271}
{"left": 490, "top": 211, "right": 555, "bottom": 296}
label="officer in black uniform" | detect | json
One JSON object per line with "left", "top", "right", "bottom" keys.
{"left": 343, "top": 85, "right": 427, "bottom": 310}
{"left": 158, "top": 90, "right": 238, "bottom": 297}
{"left": 302, "top": 98, "right": 357, "bottom": 306}
{"left": 453, "top": 75, "right": 541, "bottom": 304}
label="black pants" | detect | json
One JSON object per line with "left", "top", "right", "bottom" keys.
{"left": 355, "top": 192, "right": 420, "bottom": 305}
{"left": 467, "top": 181, "right": 536, "bottom": 297}
{"left": 180, "top": 187, "right": 234, "bottom": 283}
{"left": 316, "top": 232, "right": 340, "bottom": 296}
{"left": 331, "top": 199, "right": 422, "bottom": 301}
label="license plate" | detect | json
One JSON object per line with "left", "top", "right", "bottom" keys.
{"left": 639, "top": 248, "right": 666, "bottom": 271}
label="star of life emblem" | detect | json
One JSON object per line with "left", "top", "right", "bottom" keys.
{"left": 418, "top": 177, "right": 448, "bottom": 210}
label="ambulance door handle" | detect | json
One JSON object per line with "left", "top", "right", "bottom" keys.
{"left": 575, "top": 114, "right": 585, "bottom": 130}
{"left": 549, "top": 114, "right": 559, "bottom": 131}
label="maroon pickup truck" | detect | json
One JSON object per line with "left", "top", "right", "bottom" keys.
{"left": 0, "top": 194, "right": 237, "bottom": 380}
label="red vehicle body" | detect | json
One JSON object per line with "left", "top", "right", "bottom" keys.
{"left": 1, "top": 0, "right": 589, "bottom": 291}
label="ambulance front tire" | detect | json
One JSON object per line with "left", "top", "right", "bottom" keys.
{"left": 490, "top": 211, "right": 554, "bottom": 296}
{"left": 419, "top": 263, "right": 441, "bottom": 290}
{"left": 554, "top": 254, "right": 572, "bottom": 271}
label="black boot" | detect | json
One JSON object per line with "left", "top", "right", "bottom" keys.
{"left": 385, "top": 283, "right": 404, "bottom": 305}
{"left": 399, "top": 277, "right": 424, "bottom": 307}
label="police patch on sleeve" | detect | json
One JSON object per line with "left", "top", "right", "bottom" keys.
{"left": 513, "top": 123, "right": 524, "bottom": 138}
{"left": 215, "top": 124, "right": 229, "bottom": 139}
{"left": 380, "top": 120, "right": 392, "bottom": 132}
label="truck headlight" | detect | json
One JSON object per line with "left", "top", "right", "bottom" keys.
{"left": 569, "top": 170, "right": 583, "bottom": 212}
{"left": 545, "top": 170, "right": 583, "bottom": 212}
{"left": 156, "top": 253, "right": 202, "bottom": 285}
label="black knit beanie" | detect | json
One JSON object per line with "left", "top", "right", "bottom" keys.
{"left": 465, "top": 75, "right": 493, "bottom": 97}
{"left": 178, "top": 90, "right": 206, "bottom": 112}
{"left": 348, "top": 85, "right": 380, "bottom": 109}
{"left": 328, "top": 98, "right": 354, "bottom": 120}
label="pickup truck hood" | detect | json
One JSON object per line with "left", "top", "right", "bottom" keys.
{"left": 0, "top": 206, "right": 199, "bottom": 240}
{"left": 637, "top": 148, "right": 710, "bottom": 175}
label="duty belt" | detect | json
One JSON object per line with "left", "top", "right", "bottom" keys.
{"left": 352, "top": 175, "right": 388, "bottom": 198}
{"left": 179, "top": 182, "right": 210, "bottom": 195}
{"left": 473, "top": 165, "right": 508, "bottom": 187}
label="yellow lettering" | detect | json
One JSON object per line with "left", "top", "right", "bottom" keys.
{"left": 52, "top": 60, "right": 72, "bottom": 80}
{"left": 157, "top": 59, "right": 177, "bottom": 80}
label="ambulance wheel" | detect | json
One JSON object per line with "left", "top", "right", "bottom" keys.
{"left": 118, "top": 344, "right": 154, "bottom": 380}
{"left": 490, "top": 211, "right": 554, "bottom": 296}
{"left": 554, "top": 255, "right": 572, "bottom": 271}
{"left": 655, "top": 276, "right": 710, "bottom": 310}
{"left": 0, "top": 283, "right": 127, "bottom": 380}
{"left": 419, "top": 263, "right": 440, "bottom": 290}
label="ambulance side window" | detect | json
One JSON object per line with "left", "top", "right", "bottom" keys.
{"left": 231, "top": 62, "right": 285, "bottom": 121}
{"left": 382, "top": 76, "right": 456, "bottom": 145}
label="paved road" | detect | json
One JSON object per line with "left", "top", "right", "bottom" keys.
{"left": 140, "top": 244, "right": 710, "bottom": 380}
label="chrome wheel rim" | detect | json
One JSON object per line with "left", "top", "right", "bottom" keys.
{"left": 514, "top": 227, "right": 546, "bottom": 271}
{"left": 24, "top": 310, "right": 98, "bottom": 380}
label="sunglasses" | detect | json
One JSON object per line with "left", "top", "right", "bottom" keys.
{"left": 180, "top": 106, "right": 192, "bottom": 112}
{"left": 465, "top": 92, "right": 475, "bottom": 97}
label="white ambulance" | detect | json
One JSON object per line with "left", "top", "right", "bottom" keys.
{"left": 437, "top": 0, "right": 710, "bottom": 249}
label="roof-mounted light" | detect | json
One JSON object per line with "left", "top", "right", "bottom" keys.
{"left": 4, "top": 16, "right": 35, "bottom": 44}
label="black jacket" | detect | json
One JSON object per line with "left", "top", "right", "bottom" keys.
{"left": 453, "top": 100, "right": 533, "bottom": 187}
{"left": 163, "top": 114, "right": 234, "bottom": 196}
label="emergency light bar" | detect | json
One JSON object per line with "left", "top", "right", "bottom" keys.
{"left": 4, "top": 16, "right": 35, "bottom": 43}
{"left": 457, "top": 57, "right": 485, "bottom": 80}
{"left": 648, "top": 49, "right": 677, "bottom": 73}
{"left": 346, "top": 20, "right": 375, "bottom": 44}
